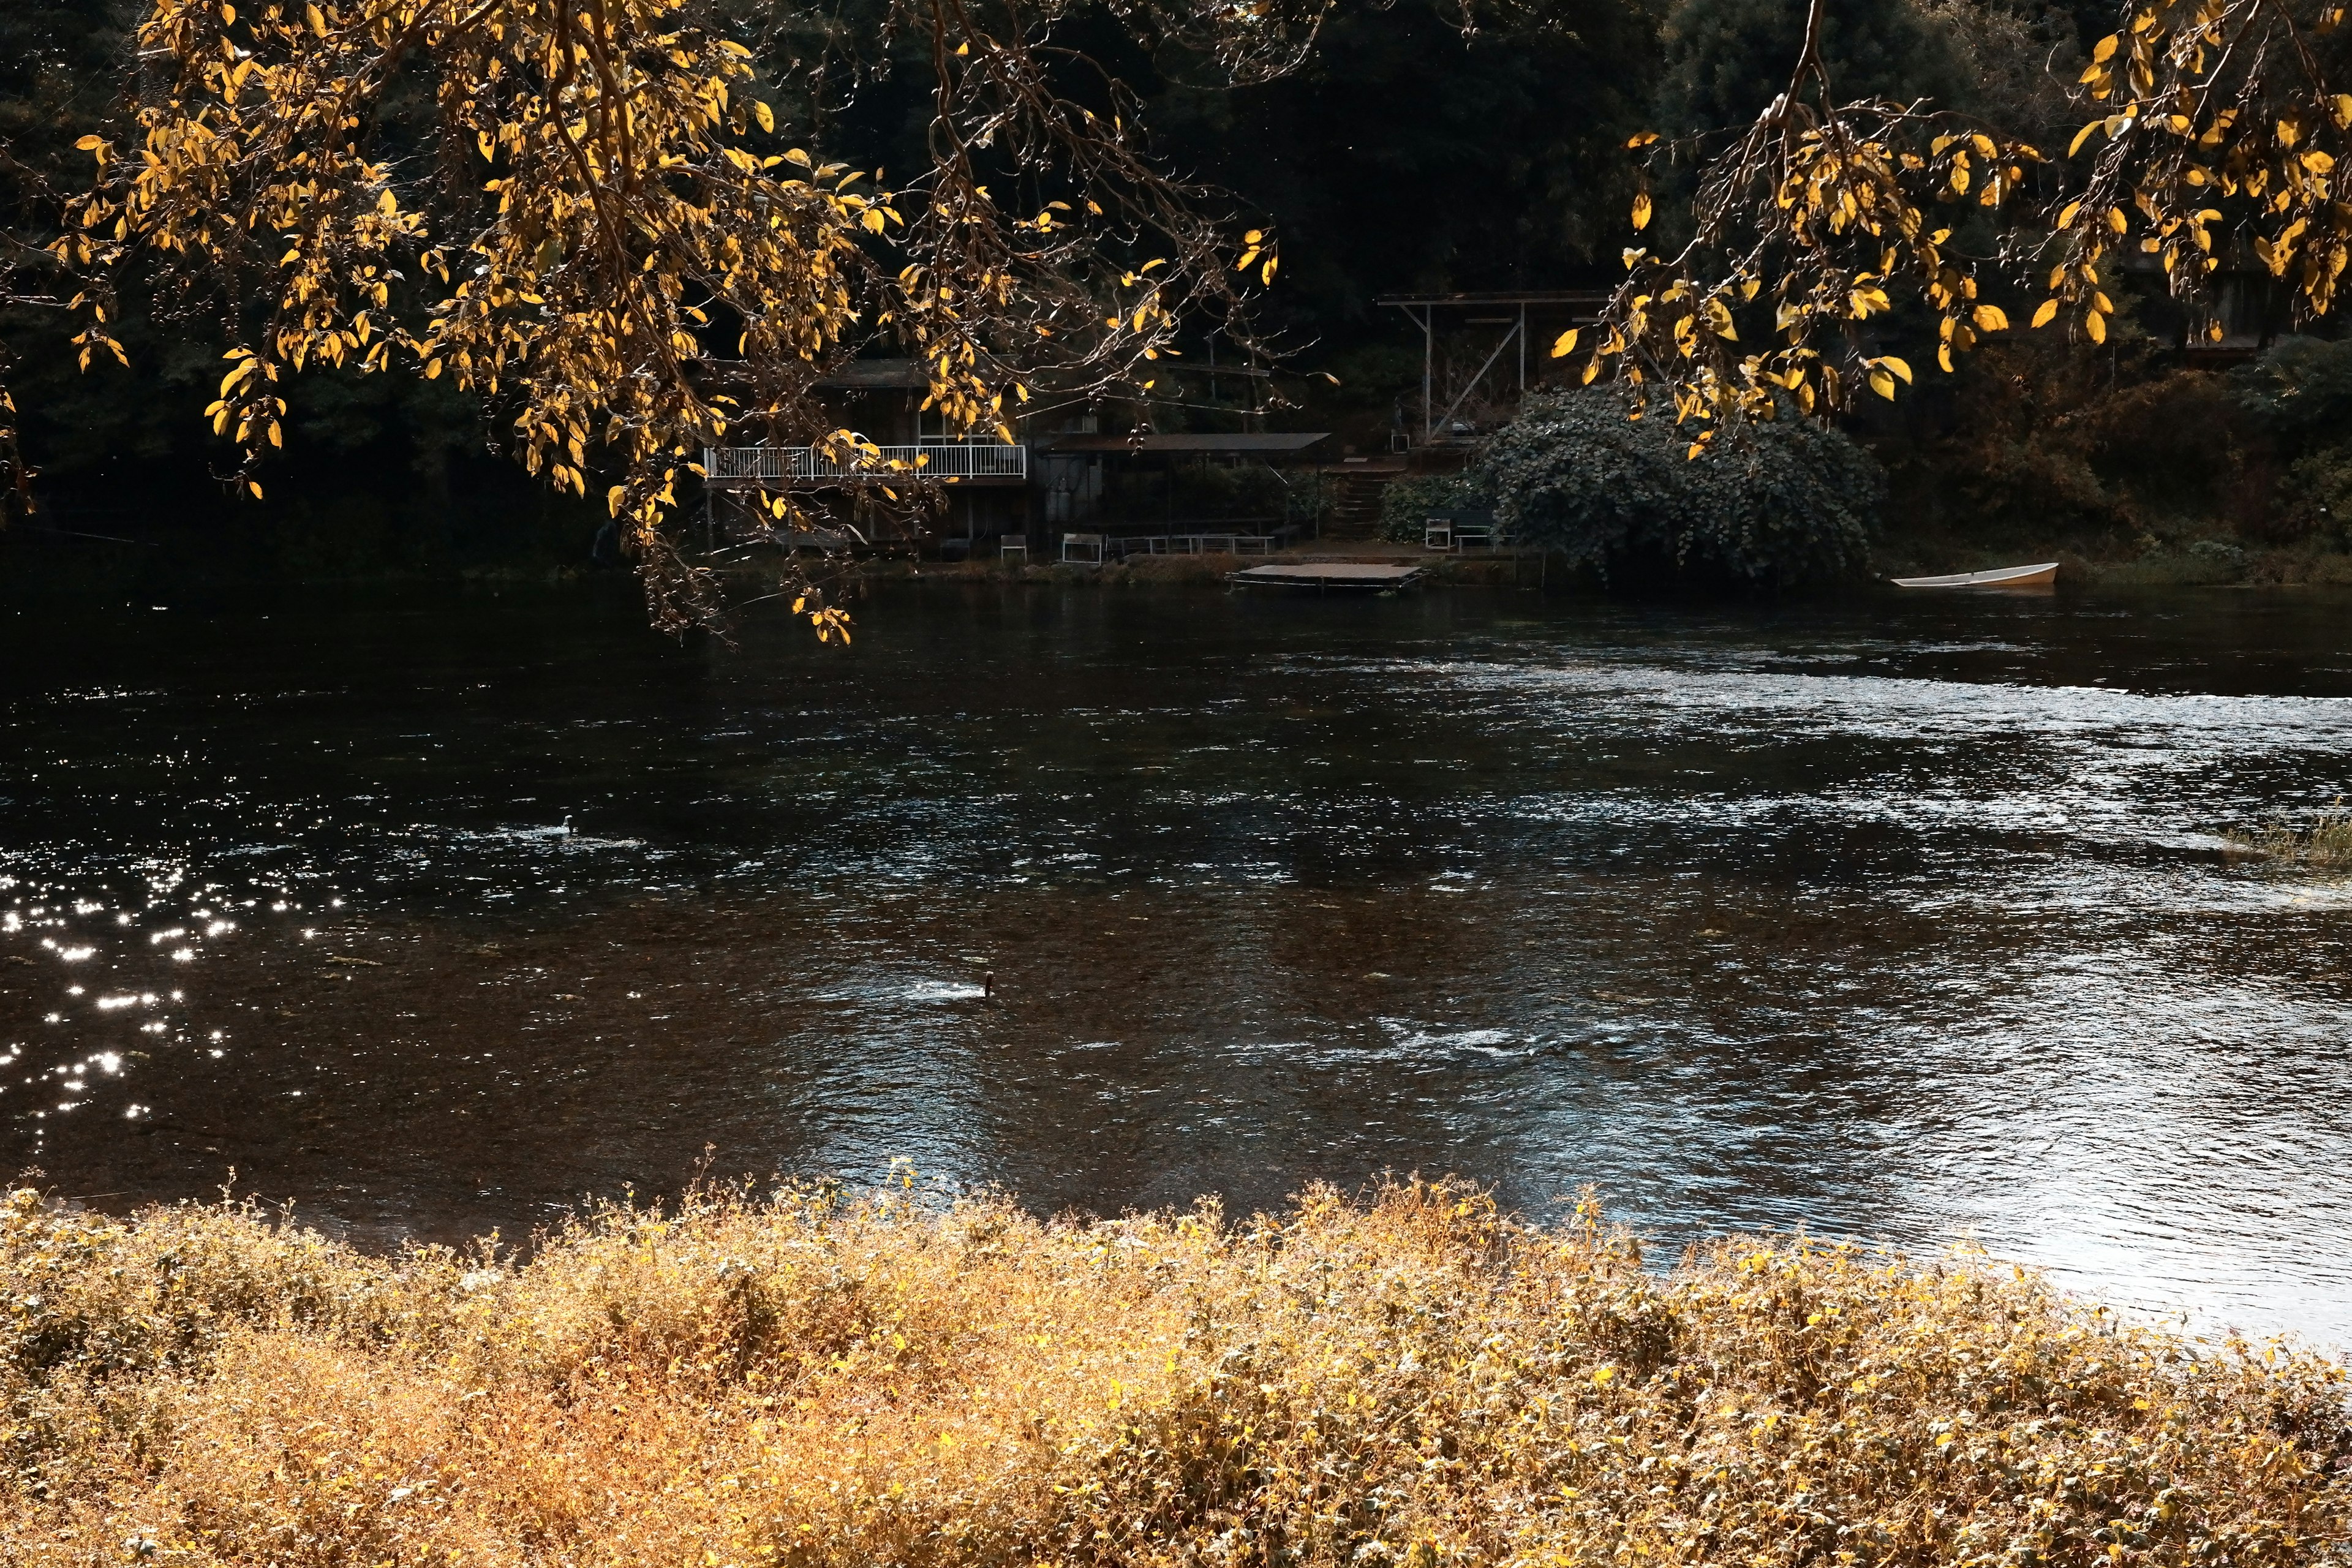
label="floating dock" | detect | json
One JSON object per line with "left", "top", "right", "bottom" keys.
{"left": 1229, "top": 561, "right": 1428, "bottom": 592}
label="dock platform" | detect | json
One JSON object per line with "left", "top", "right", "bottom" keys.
{"left": 1229, "top": 561, "right": 1428, "bottom": 592}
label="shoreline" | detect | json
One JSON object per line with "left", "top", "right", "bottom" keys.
{"left": 21, "top": 521, "right": 2352, "bottom": 601}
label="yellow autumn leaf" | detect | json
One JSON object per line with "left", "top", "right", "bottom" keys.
{"left": 1551, "top": 328, "right": 1580, "bottom": 358}
{"left": 2031, "top": 298, "right": 2060, "bottom": 328}
{"left": 2086, "top": 310, "right": 2108, "bottom": 344}
{"left": 1973, "top": 304, "right": 2009, "bottom": 331}
{"left": 1632, "top": 193, "right": 1652, "bottom": 231}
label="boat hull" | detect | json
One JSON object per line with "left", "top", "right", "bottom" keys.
{"left": 1890, "top": 562, "right": 2059, "bottom": 589}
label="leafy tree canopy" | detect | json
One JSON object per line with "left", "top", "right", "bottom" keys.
{"left": 16, "top": 0, "right": 1306, "bottom": 628}
{"left": 1565, "top": 0, "right": 2352, "bottom": 454}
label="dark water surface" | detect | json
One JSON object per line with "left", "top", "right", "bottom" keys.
{"left": 6, "top": 582, "right": 2352, "bottom": 1347}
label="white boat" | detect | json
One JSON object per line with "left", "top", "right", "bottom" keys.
{"left": 1890, "top": 562, "right": 2059, "bottom": 589}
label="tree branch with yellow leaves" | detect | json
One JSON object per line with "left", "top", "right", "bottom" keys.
{"left": 1555, "top": 0, "right": 2041, "bottom": 455}
{"left": 1562, "top": 0, "right": 2352, "bottom": 454}
{"left": 50, "top": 0, "right": 1276, "bottom": 634}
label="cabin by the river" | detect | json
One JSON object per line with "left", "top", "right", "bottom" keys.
{"left": 701, "top": 358, "right": 1336, "bottom": 559}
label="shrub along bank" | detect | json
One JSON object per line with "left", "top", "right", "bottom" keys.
{"left": 1380, "top": 391, "right": 1881, "bottom": 590}
{"left": 1479, "top": 391, "right": 1881, "bottom": 589}
{"left": 2, "top": 1180, "right": 2345, "bottom": 1568}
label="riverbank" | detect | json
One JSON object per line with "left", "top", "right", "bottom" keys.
{"left": 832, "top": 541, "right": 1538, "bottom": 590}
{"left": 818, "top": 536, "right": 2352, "bottom": 595}
{"left": 4, "top": 1179, "right": 2344, "bottom": 1568}
{"left": 23, "top": 512, "right": 2352, "bottom": 602}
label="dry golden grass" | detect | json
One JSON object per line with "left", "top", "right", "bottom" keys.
{"left": 2, "top": 1179, "right": 2345, "bottom": 1568}
{"left": 2226, "top": 806, "right": 2352, "bottom": 869}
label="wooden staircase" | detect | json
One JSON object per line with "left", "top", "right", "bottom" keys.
{"left": 1323, "top": 469, "right": 1398, "bottom": 540}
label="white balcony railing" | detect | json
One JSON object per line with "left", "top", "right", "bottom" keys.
{"left": 704, "top": 442, "right": 1027, "bottom": 486}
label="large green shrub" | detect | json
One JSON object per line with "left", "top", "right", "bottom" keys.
{"left": 1377, "top": 472, "right": 1487, "bottom": 541}
{"left": 1479, "top": 390, "right": 1881, "bottom": 587}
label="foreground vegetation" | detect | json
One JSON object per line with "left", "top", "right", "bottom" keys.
{"left": 3, "top": 1180, "right": 2345, "bottom": 1567}
{"left": 2228, "top": 805, "right": 2352, "bottom": 869}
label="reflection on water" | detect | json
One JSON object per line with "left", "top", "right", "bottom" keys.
{"left": 3, "top": 584, "right": 2351, "bottom": 1348}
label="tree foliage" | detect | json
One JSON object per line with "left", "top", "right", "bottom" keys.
{"left": 13, "top": 0, "right": 2352, "bottom": 611}
{"left": 1377, "top": 469, "right": 1483, "bottom": 541}
{"left": 1482, "top": 386, "right": 1880, "bottom": 584}
{"left": 1654, "top": 0, "right": 1972, "bottom": 136}
{"left": 0, "top": 0, "right": 124, "bottom": 518}
{"left": 1560, "top": 0, "right": 2352, "bottom": 455}
{"left": 31, "top": 0, "right": 1298, "bottom": 629}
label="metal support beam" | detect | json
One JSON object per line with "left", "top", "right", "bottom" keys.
{"left": 1379, "top": 292, "right": 1607, "bottom": 447}
{"left": 1429, "top": 318, "right": 1520, "bottom": 442}
{"left": 1406, "top": 305, "right": 1433, "bottom": 444}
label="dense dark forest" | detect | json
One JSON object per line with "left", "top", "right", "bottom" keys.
{"left": 6, "top": 0, "right": 2352, "bottom": 591}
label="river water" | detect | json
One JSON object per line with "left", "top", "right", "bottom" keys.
{"left": 4, "top": 582, "right": 2351, "bottom": 1348}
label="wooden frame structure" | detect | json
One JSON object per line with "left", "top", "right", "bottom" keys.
{"left": 1377, "top": 292, "right": 1608, "bottom": 445}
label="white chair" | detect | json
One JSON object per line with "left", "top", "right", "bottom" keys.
{"left": 1061, "top": 532, "right": 1104, "bottom": 564}
{"left": 1000, "top": 533, "right": 1028, "bottom": 562}
{"left": 1424, "top": 518, "right": 1453, "bottom": 551}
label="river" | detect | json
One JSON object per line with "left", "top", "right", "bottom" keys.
{"left": 4, "top": 580, "right": 2350, "bottom": 1348}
